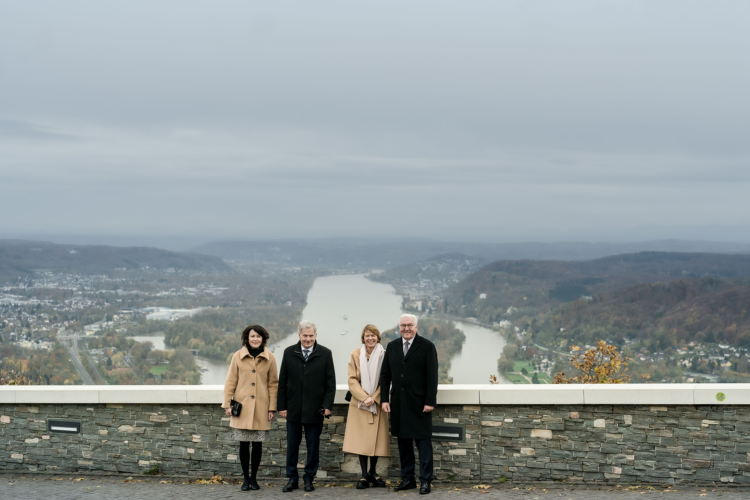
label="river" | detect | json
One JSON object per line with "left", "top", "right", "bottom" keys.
{"left": 129, "top": 273, "right": 509, "bottom": 384}
{"left": 268, "top": 273, "right": 509, "bottom": 384}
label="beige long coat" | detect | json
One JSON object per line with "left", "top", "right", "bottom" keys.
{"left": 342, "top": 347, "right": 390, "bottom": 457}
{"left": 222, "top": 346, "right": 278, "bottom": 431}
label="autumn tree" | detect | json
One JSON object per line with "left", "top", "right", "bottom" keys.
{"left": 553, "top": 340, "right": 631, "bottom": 384}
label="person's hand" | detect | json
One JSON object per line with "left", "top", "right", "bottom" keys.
{"left": 362, "top": 397, "right": 374, "bottom": 407}
{"left": 382, "top": 403, "right": 391, "bottom": 413}
{"left": 268, "top": 411, "right": 275, "bottom": 421}
{"left": 224, "top": 407, "right": 232, "bottom": 417}
{"left": 423, "top": 405, "right": 434, "bottom": 413}
{"left": 323, "top": 409, "right": 331, "bottom": 417}
{"left": 280, "top": 410, "right": 288, "bottom": 418}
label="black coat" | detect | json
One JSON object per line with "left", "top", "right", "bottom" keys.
{"left": 277, "top": 341, "right": 336, "bottom": 424}
{"left": 380, "top": 334, "right": 438, "bottom": 439}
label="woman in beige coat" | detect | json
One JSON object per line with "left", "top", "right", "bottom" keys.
{"left": 222, "top": 324, "right": 278, "bottom": 491}
{"left": 342, "top": 325, "right": 390, "bottom": 489}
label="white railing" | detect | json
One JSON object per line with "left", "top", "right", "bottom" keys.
{"left": 1, "top": 384, "right": 749, "bottom": 405}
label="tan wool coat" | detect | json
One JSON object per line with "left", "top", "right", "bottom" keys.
{"left": 222, "top": 346, "right": 278, "bottom": 431}
{"left": 342, "top": 347, "right": 390, "bottom": 457}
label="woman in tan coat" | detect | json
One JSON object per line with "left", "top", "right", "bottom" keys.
{"left": 222, "top": 324, "right": 278, "bottom": 491}
{"left": 342, "top": 325, "right": 390, "bottom": 489}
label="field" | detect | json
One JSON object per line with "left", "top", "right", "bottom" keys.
{"left": 150, "top": 366, "right": 168, "bottom": 376}
{"left": 504, "top": 360, "right": 552, "bottom": 384}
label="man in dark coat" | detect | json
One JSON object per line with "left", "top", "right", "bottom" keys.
{"left": 381, "top": 314, "right": 439, "bottom": 494}
{"left": 278, "top": 320, "right": 336, "bottom": 492}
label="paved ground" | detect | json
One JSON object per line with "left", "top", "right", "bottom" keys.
{"left": 2, "top": 474, "right": 749, "bottom": 500}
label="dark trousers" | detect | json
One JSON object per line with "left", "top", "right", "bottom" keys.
{"left": 286, "top": 421, "right": 323, "bottom": 482}
{"left": 397, "top": 437, "right": 434, "bottom": 483}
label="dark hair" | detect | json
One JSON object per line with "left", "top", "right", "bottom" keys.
{"left": 241, "top": 325, "right": 270, "bottom": 350}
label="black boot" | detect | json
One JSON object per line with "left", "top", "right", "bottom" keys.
{"left": 367, "top": 473, "right": 386, "bottom": 487}
{"left": 420, "top": 481, "right": 432, "bottom": 494}
{"left": 249, "top": 477, "right": 260, "bottom": 490}
{"left": 239, "top": 441, "right": 251, "bottom": 491}
{"left": 356, "top": 476, "right": 370, "bottom": 489}
{"left": 393, "top": 478, "right": 417, "bottom": 491}
{"left": 241, "top": 474, "right": 251, "bottom": 491}
{"left": 282, "top": 479, "right": 298, "bottom": 492}
{"left": 304, "top": 480, "right": 315, "bottom": 492}
{"left": 249, "top": 442, "right": 262, "bottom": 490}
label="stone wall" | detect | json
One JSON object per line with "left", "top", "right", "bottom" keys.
{"left": 2, "top": 401, "right": 750, "bottom": 484}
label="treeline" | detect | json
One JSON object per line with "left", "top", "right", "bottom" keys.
{"left": 0, "top": 345, "right": 82, "bottom": 385}
{"left": 381, "top": 318, "right": 465, "bottom": 384}
{"left": 164, "top": 306, "right": 301, "bottom": 364}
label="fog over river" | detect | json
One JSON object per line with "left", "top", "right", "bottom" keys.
{"left": 131, "top": 273, "right": 509, "bottom": 384}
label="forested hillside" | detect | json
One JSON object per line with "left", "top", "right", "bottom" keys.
{"left": 530, "top": 277, "right": 750, "bottom": 350}
{"left": 445, "top": 252, "right": 750, "bottom": 324}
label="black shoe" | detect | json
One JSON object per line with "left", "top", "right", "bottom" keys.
{"left": 282, "top": 479, "right": 298, "bottom": 492}
{"left": 419, "top": 482, "right": 432, "bottom": 494}
{"left": 367, "top": 473, "right": 386, "bottom": 488}
{"left": 249, "top": 477, "right": 260, "bottom": 490}
{"left": 304, "top": 480, "right": 315, "bottom": 492}
{"left": 393, "top": 478, "right": 417, "bottom": 492}
{"left": 356, "top": 477, "right": 370, "bottom": 489}
{"left": 241, "top": 475, "right": 251, "bottom": 491}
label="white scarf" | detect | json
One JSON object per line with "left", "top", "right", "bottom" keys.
{"left": 358, "top": 343, "right": 384, "bottom": 415}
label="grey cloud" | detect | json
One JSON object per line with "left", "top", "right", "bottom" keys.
{"left": 0, "top": 119, "right": 71, "bottom": 141}
{"left": 0, "top": 1, "right": 749, "bottom": 240}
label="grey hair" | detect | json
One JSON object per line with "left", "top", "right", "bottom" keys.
{"left": 399, "top": 314, "right": 418, "bottom": 327}
{"left": 298, "top": 320, "right": 317, "bottom": 333}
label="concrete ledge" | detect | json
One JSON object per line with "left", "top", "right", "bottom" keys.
{"left": 14, "top": 386, "right": 100, "bottom": 404}
{"left": 98, "top": 386, "right": 188, "bottom": 404}
{"left": 694, "top": 384, "right": 750, "bottom": 405}
{"left": 186, "top": 387, "right": 223, "bottom": 404}
{"left": 480, "top": 385, "right": 585, "bottom": 405}
{"left": 583, "top": 384, "right": 697, "bottom": 405}
{"left": 2, "top": 384, "right": 750, "bottom": 405}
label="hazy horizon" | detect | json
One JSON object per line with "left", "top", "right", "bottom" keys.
{"left": 3, "top": 230, "right": 750, "bottom": 254}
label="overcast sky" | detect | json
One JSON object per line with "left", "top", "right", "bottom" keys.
{"left": 1, "top": 1, "right": 749, "bottom": 244}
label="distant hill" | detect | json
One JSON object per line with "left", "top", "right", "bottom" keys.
{"left": 192, "top": 239, "right": 750, "bottom": 270}
{"left": 530, "top": 277, "right": 750, "bottom": 350}
{"left": 444, "top": 252, "right": 750, "bottom": 322}
{"left": 369, "top": 253, "right": 485, "bottom": 291}
{"left": 0, "top": 240, "right": 234, "bottom": 280}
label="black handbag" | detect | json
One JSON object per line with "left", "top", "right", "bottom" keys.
{"left": 345, "top": 391, "right": 352, "bottom": 402}
{"left": 230, "top": 399, "right": 242, "bottom": 417}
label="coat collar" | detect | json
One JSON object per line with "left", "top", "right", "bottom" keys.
{"left": 399, "top": 333, "right": 421, "bottom": 361}
{"left": 294, "top": 341, "right": 319, "bottom": 359}
{"left": 240, "top": 345, "right": 270, "bottom": 360}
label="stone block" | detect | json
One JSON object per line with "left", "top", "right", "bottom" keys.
{"left": 530, "top": 429, "right": 552, "bottom": 439}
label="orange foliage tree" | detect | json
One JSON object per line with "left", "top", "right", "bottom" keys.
{"left": 553, "top": 340, "right": 631, "bottom": 384}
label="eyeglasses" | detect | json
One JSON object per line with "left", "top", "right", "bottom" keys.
{"left": 399, "top": 324, "right": 415, "bottom": 328}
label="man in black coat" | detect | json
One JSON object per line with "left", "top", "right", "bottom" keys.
{"left": 381, "top": 314, "right": 439, "bottom": 494}
{"left": 277, "top": 320, "right": 336, "bottom": 492}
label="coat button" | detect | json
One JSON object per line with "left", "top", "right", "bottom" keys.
{"left": 252, "top": 383, "right": 255, "bottom": 386}
{"left": 251, "top": 395, "right": 255, "bottom": 399}
{"left": 252, "top": 370, "right": 256, "bottom": 373}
